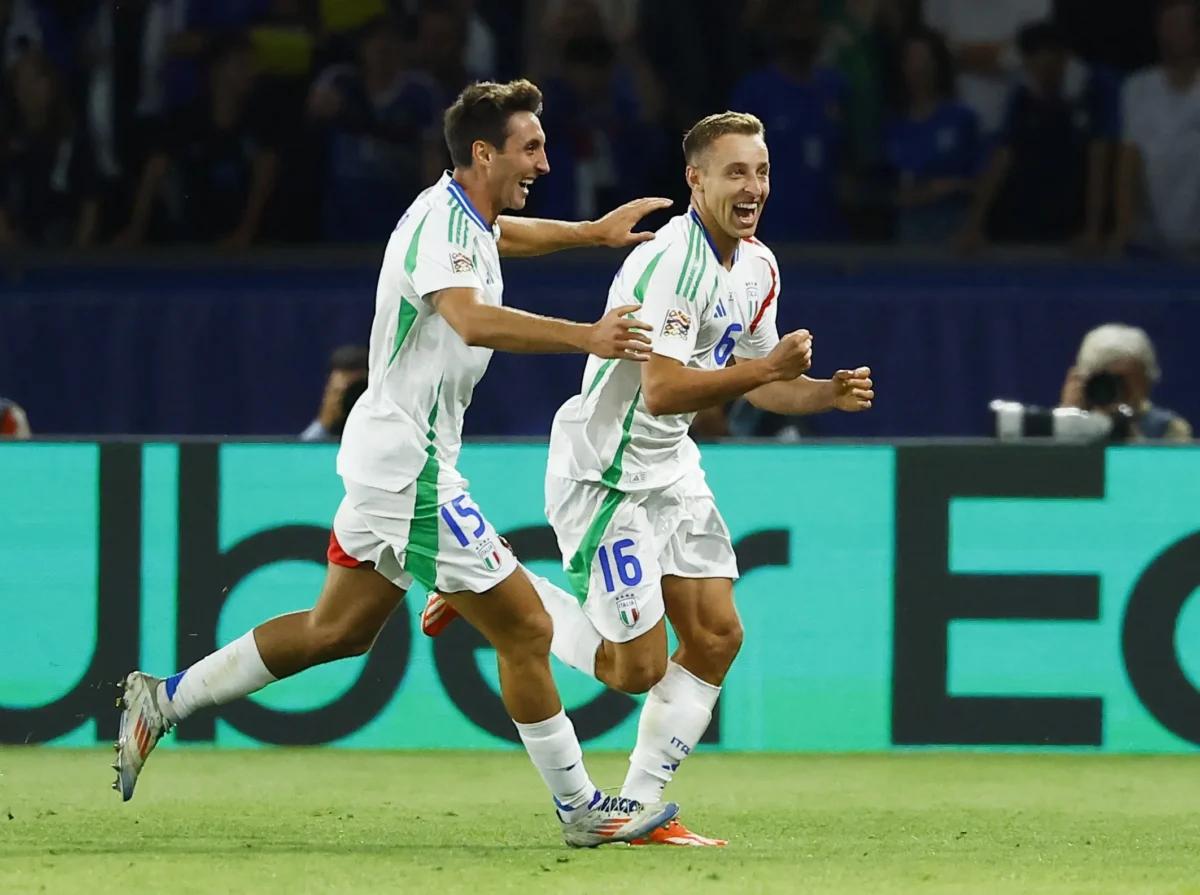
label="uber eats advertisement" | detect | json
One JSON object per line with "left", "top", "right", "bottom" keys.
{"left": 3, "top": 442, "right": 1199, "bottom": 753}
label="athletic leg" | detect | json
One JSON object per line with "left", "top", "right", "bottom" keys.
{"left": 441, "top": 566, "right": 678, "bottom": 847}
{"left": 113, "top": 495, "right": 411, "bottom": 802}
{"left": 620, "top": 575, "right": 739, "bottom": 805}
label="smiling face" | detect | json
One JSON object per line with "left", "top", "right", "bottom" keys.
{"left": 443, "top": 80, "right": 549, "bottom": 213}
{"left": 484, "top": 110, "right": 550, "bottom": 212}
{"left": 688, "top": 131, "right": 771, "bottom": 240}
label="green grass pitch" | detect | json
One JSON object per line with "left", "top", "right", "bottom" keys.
{"left": 2, "top": 748, "right": 1199, "bottom": 894}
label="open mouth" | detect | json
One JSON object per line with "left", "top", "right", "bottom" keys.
{"left": 518, "top": 177, "right": 535, "bottom": 197}
{"left": 733, "top": 202, "right": 758, "bottom": 226}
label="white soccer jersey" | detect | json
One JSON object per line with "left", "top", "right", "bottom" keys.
{"left": 547, "top": 209, "right": 781, "bottom": 493}
{"left": 337, "top": 172, "right": 504, "bottom": 493}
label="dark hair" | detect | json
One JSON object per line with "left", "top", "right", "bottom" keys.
{"left": 1017, "top": 21, "right": 1070, "bottom": 55}
{"left": 443, "top": 79, "right": 544, "bottom": 169}
{"left": 896, "top": 27, "right": 956, "bottom": 108}
{"left": 330, "top": 344, "right": 369, "bottom": 373}
{"left": 682, "top": 111, "right": 765, "bottom": 165}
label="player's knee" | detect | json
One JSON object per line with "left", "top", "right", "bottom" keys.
{"left": 685, "top": 617, "right": 744, "bottom": 674}
{"left": 495, "top": 607, "right": 554, "bottom": 660}
{"left": 612, "top": 650, "right": 668, "bottom": 695}
{"left": 307, "top": 613, "right": 378, "bottom": 662}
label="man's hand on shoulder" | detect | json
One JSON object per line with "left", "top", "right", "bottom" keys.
{"left": 584, "top": 198, "right": 673, "bottom": 248}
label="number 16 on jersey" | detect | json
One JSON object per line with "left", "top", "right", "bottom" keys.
{"left": 597, "top": 538, "right": 643, "bottom": 591}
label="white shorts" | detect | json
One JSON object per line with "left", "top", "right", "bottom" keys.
{"left": 544, "top": 467, "right": 739, "bottom": 643}
{"left": 331, "top": 474, "right": 518, "bottom": 595}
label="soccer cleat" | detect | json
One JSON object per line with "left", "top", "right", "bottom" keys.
{"left": 557, "top": 790, "right": 680, "bottom": 848}
{"left": 630, "top": 818, "right": 728, "bottom": 846}
{"left": 421, "top": 591, "right": 458, "bottom": 637}
{"left": 422, "top": 537, "right": 515, "bottom": 637}
{"left": 113, "top": 671, "right": 172, "bottom": 802}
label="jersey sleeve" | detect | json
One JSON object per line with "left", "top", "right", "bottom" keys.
{"left": 409, "top": 205, "right": 486, "bottom": 300}
{"left": 734, "top": 251, "right": 781, "bottom": 360}
{"left": 636, "top": 243, "right": 704, "bottom": 364}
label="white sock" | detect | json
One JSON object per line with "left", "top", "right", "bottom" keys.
{"left": 157, "top": 631, "right": 277, "bottom": 723}
{"left": 514, "top": 709, "right": 597, "bottom": 814}
{"left": 526, "top": 570, "right": 601, "bottom": 678}
{"left": 621, "top": 660, "right": 721, "bottom": 803}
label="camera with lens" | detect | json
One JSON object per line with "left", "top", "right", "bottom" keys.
{"left": 1082, "top": 371, "right": 1125, "bottom": 409}
{"left": 990, "top": 399, "right": 1134, "bottom": 443}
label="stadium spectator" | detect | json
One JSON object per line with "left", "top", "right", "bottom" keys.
{"left": 731, "top": 0, "right": 848, "bottom": 242}
{"left": 0, "top": 396, "right": 30, "bottom": 439}
{"left": 300, "top": 344, "right": 369, "bottom": 443}
{"left": 958, "top": 21, "right": 1117, "bottom": 251}
{"left": 2, "top": 0, "right": 75, "bottom": 75}
{"left": 115, "top": 34, "right": 282, "bottom": 249}
{"left": 884, "top": 27, "right": 980, "bottom": 244}
{"left": 637, "top": 0, "right": 743, "bottom": 136}
{"left": 534, "top": 32, "right": 662, "bottom": 221}
{"left": 922, "top": 0, "right": 1051, "bottom": 138}
{"left": 161, "top": 0, "right": 272, "bottom": 108}
{"left": 1059, "top": 323, "right": 1192, "bottom": 442}
{"left": 84, "top": 0, "right": 172, "bottom": 241}
{"left": 249, "top": 0, "right": 316, "bottom": 79}
{"left": 1111, "top": 0, "right": 1200, "bottom": 257}
{"left": 822, "top": 0, "right": 917, "bottom": 168}
{"left": 418, "top": 5, "right": 473, "bottom": 100}
{"left": 0, "top": 50, "right": 100, "bottom": 247}
{"left": 450, "top": 0, "right": 498, "bottom": 82}
{"left": 309, "top": 14, "right": 442, "bottom": 243}
{"left": 1054, "top": 0, "right": 1158, "bottom": 75}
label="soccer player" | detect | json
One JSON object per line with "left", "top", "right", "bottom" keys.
{"left": 422, "top": 111, "right": 874, "bottom": 846}
{"left": 113, "top": 79, "right": 683, "bottom": 848}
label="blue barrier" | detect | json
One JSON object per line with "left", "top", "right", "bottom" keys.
{"left": 1, "top": 255, "right": 1197, "bottom": 437}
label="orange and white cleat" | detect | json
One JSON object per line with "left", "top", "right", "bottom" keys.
{"left": 421, "top": 591, "right": 459, "bottom": 637}
{"left": 422, "top": 536, "right": 517, "bottom": 637}
{"left": 630, "top": 818, "right": 728, "bottom": 847}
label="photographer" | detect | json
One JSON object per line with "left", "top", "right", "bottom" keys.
{"left": 299, "top": 344, "right": 368, "bottom": 443}
{"left": 1059, "top": 323, "right": 1192, "bottom": 443}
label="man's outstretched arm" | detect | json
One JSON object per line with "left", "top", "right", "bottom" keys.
{"left": 497, "top": 197, "right": 672, "bottom": 257}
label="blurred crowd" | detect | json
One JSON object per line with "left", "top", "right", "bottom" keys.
{"left": 1, "top": 0, "right": 1198, "bottom": 255}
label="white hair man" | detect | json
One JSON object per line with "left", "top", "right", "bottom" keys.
{"left": 1060, "top": 323, "right": 1191, "bottom": 442}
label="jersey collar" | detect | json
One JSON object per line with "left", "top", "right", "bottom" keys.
{"left": 446, "top": 175, "right": 493, "bottom": 234}
{"left": 689, "top": 207, "right": 739, "bottom": 266}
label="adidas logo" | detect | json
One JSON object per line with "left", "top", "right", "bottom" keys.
{"left": 715, "top": 299, "right": 727, "bottom": 318}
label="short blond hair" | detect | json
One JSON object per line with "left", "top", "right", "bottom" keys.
{"left": 682, "top": 112, "right": 765, "bottom": 165}
{"left": 1077, "top": 323, "right": 1161, "bottom": 381}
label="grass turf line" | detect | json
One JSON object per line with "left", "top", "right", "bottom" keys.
{"left": 1, "top": 749, "right": 1199, "bottom": 894}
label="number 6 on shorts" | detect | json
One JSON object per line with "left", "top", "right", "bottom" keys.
{"left": 597, "top": 538, "right": 643, "bottom": 592}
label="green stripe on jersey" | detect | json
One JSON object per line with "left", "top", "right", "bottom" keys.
{"left": 403, "top": 379, "right": 443, "bottom": 591}
{"left": 599, "top": 386, "right": 641, "bottom": 490}
{"left": 458, "top": 207, "right": 469, "bottom": 246}
{"left": 388, "top": 299, "right": 420, "bottom": 365}
{"left": 674, "top": 221, "right": 697, "bottom": 295}
{"left": 634, "top": 249, "right": 666, "bottom": 303}
{"left": 563, "top": 390, "right": 642, "bottom": 600}
{"left": 685, "top": 239, "right": 708, "bottom": 302}
{"left": 564, "top": 487, "right": 625, "bottom": 601}
{"left": 585, "top": 359, "right": 614, "bottom": 398}
{"left": 585, "top": 249, "right": 667, "bottom": 399}
{"left": 405, "top": 210, "right": 431, "bottom": 275}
